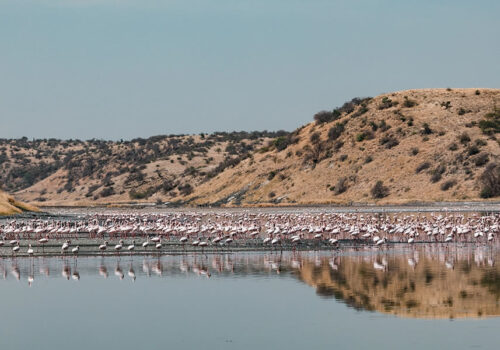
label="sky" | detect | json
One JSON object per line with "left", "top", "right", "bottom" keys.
{"left": 0, "top": 0, "right": 499, "bottom": 140}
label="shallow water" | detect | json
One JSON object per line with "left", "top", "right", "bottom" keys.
{"left": 0, "top": 246, "right": 498, "bottom": 349}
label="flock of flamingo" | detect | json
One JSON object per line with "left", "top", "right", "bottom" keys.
{"left": 0, "top": 211, "right": 498, "bottom": 256}
{"left": 1, "top": 245, "right": 497, "bottom": 288}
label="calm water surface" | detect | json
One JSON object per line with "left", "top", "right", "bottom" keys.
{"left": 0, "top": 246, "right": 498, "bottom": 349}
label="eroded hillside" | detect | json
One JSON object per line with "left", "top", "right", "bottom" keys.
{"left": 184, "top": 88, "right": 500, "bottom": 206}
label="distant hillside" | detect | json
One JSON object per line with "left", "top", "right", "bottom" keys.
{"left": 0, "top": 131, "right": 286, "bottom": 206}
{"left": 183, "top": 88, "right": 500, "bottom": 206}
{"left": 3, "top": 88, "right": 499, "bottom": 207}
{"left": 0, "top": 190, "right": 38, "bottom": 215}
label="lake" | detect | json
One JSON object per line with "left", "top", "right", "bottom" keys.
{"left": 0, "top": 245, "right": 498, "bottom": 349}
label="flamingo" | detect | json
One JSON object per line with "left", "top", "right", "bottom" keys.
{"left": 115, "top": 240, "right": 124, "bottom": 252}
{"left": 61, "top": 240, "right": 70, "bottom": 253}
{"left": 38, "top": 235, "right": 49, "bottom": 244}
{"left": 155, "top": 238, "right": 162, "bottom": 250}
{"left": 128, "top": 240, "right": 135, "bottom": 251}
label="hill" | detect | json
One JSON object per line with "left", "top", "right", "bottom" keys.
{"left": 0, "top": 131, "right": 285, "bottom": 206}
{"left": 2, "top": 88, "right": 499, "bottom": 207}
{"left": 183, "top": 88, "right": 500, "bottom": 206}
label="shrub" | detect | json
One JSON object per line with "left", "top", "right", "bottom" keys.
{"left": 467, "top": 145, "right": 480, "bottom": 156}
{"left": 416, "top": 162, "right": 431, "bottom": 174}
{"left": 337, "top": 97, "right": 371, "bottom": 115}
{"left": 410, "top": 147, "right": 419, "bottom": 156}
{"left": 403, "top": 96, "right": 417, "bottom": 108}
{"left": 479, "top": 163, "right": 500, "bottom": 198}
{"left": 161, "top": 180, "right": 175, "bottom": 192}
{"left": 478, "top": 109, "right": 500, "bottom": 135}
{"left": 430, "top": 164, "right": 446, "bottom": 183}
{"left": 85, "top": 184, "right": 100, "bottom": 197}
{"left": 421, "top": 123, "right": 433, "bottom": 135}
{"left": 178, "top": 183, "right": 193, "bottom": 196}
{"left": 183, "top": 166, "right": 198, "bottom": 176}
{"left": 129, "top": 189, "right": 150, "bottom": 200}
{"left": 334, "top": 140, "right": 344, "bottom": 151}
{"left": 441, "top": 101, "right": 451, "bottom": 109}
{"left": 379, "top": 135, "right": 399, "bottom": 149}
{"left": 351, "top": 105, "right": 369, "bottom": 118}
{"left": 364, "top": 155, "right": 373, "bottom": 163}
{"left": 430, "top": 173, "right": 442, "bottom": 183}
{"left": 475, "top": 90, "right": 481, "bottom": 95}
{"left": 333, "top": 177, "right": 348, "bottom": 195}
{"left": 371, "top": 181, "right": 389, "bottom": 198}
{"left": 268, "top": 171, "right": 276, "bottom": 180}
{"left": 379, "top": 120, "right": 391, "bottom": 131}
{"left": 99, "top": 187, "right": 114, "bottom": 197}
{"left": 310, "top": 132, "right": 321, "bottom": 144}
{"left": 314, "top": 110, "right": 339, "bottom": 124}
{"left": 273, "top": 134, "right": 299, "bottom": 151}
{"left": 356, "top": 130, "right": 374, "bottom": 142}
{"left": 448, "top": 143, "right": 458, "bottom": 151}
{"left": 440, "top": 180, "right": 456, "bottom": 191}
{"left": 378, "top": 97, "right": 397, "bottom": 110}
{"left": 328, "top": 122, "right": 345, "bottom": 141}
{"left": 474, "top": 153, "right": 489, "bottom": 167}
{"left": 273, "top": 136, "right": 289, "bottom": 151}
{"left": 459, "top": 132, "right": 471, "bottom": 144}
{"left": 380, "top": 135, "right": 399, "bottom": 149}
{"left": 475, "top": 139, "right": 487, "bottom": 147}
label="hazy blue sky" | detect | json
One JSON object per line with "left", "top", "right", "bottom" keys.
{"left": 0, "top": 0, "right": 498, "bottom": 140}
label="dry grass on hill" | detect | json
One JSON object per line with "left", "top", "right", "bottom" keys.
{"left": 2, "top": 88, "right": 499, "bottom": 208}
{"left": 1, "top": 132, "right": 282, "bottom": 206}
{"left": 183, "top": 88, "right": 500, "bottom": 206}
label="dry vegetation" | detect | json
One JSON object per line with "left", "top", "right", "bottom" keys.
{"left": 183, "top": 88, "right": 500, "bottom": 206}
{"left": 0, "top": 131, "right": 285, "bottom": 206}
{"left": 1, "top": 88, "right": 499, "bottom": 208}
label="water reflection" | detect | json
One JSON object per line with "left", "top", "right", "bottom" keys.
{"left": 0, "top": 246, "right": 498, "bottom": 319}
{"left": 298, "top": 247, "right": 499, "bottom": 319}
